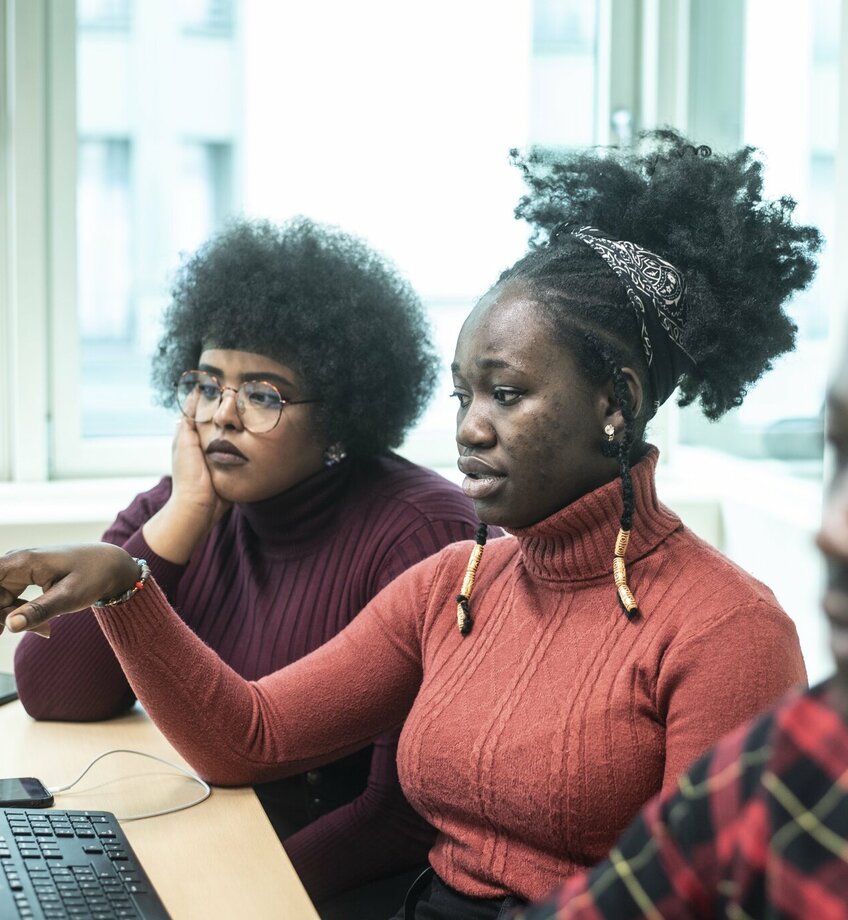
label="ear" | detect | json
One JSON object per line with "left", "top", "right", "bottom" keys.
{"left": 599, "top": 367, "right": 644, "bottom": 434}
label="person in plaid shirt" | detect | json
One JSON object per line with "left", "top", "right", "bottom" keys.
{"left": 516, "top": 352, "right": 848, "bottom": 920}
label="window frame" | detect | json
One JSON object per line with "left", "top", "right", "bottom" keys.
{"left": 4, "top": 0, "right": 51, "bottom": 483}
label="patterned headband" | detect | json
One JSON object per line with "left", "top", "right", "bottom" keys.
{"left": 565, "top": 225, "right": 697, "bottom": 411}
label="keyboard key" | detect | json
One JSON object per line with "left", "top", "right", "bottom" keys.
{"left": 3, "top": 806, "right": 168, "bottom": 919}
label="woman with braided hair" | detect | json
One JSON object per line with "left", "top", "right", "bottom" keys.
{"left": 0, "top": 132, "right": 818, "bottom": 918}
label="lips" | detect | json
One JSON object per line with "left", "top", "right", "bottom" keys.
{"left": 457, "top": 456, "right": 506, "bottom": 501}
{"left": 206, "top": 439, "right": 248, "bottom": 466}
{"left": 457, "top": 456, "right": 504, "bottom": 478}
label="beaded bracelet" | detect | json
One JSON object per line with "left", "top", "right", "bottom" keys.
{"left": 93, "top": 558, "right": 151, "bottom": 608}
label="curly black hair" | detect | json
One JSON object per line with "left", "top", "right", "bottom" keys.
{"left": 504, "top": 128, "right": 823, "bottom": 423}
{"left": 486, "top": 129, "right": 823, "bottom": 622}
{"left": 151, "top": 217, "right": 439, "bottom": 457}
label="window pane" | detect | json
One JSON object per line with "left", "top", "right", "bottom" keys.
{"left": 179, "top": 0, "right": 235, "bottom": 36}
{"left": 78, "top": 139, "right": 131, "bottom": 341}
{"left": 531, "top": 0, "right": 599, "bottom": 146}
{"left": 78, "top": 0, "right": 131, "bottom": 31}
{"left": 76, "top": 2, "right": 237, "bottom": 439}
{"left": 71, "top": 0, "right": 605, "bottom": 465}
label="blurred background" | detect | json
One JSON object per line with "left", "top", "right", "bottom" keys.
{"left": 1, "top": 0, "right": 847, "bottom": 681}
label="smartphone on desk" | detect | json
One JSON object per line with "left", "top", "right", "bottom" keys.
{"left": 0, "top": 777, "right": 54, "bottom": 808}
{"left": 0, "top": 671, "right": 17, "bottom": 705}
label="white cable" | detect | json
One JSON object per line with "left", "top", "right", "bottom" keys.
{"left": 46, "top": 748, "right": 211, "bottom": 821}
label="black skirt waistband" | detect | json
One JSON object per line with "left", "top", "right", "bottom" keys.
{"left": 396, "top": 867, "right": 526, "bottom": 920}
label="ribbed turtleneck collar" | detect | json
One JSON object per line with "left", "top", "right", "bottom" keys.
{"left": 237, "top": 459, "right": 353, "bottom": 545}
{"left": 507, "top": 447, "right": 680, "bottom": 584}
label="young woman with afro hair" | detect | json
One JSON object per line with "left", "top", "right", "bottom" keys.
{"left": 2, "top": 131, "right": 820, "bottom": 918}
{"left": 12, "top": 217, "right": 487, "bottom": 916}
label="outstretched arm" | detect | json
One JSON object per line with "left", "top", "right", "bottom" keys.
{"left": 12, "top": 484, "right": 174, "bottom": 721}
{"left": 1, "top": 543, "right": 432, "bottom": 785}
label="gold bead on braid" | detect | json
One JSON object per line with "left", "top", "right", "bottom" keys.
{"left": 613, "top": 528, "right": 640, "bottom": 618}
{"left": 455, "top": 524, "right": 488, "bottom": 636}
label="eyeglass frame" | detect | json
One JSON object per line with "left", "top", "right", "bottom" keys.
{"left": 174, "top": 369, "right": 320, "bottom": 434}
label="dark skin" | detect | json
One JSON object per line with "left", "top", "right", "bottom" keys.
{"left": 452, "top": 282, "right": 642, "bottom": 529}
{"left": 0, "top": 280, "right": 645, "bottom": 633}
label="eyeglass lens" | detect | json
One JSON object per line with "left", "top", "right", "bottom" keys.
{"left": 175, "top": 371, "right": 284, "bottom": 433}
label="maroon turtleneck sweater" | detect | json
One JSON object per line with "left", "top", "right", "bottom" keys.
{"left": 68, "top": 449, "right": 804, "bottom": 904}
{"left": 14, "top": 453, "right": 484, "bottom": 901}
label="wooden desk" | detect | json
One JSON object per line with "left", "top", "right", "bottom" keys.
{"left": 1, "top": 700, "right": 319, "bottom": 919}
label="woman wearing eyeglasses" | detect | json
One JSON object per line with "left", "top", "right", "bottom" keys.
{"left": 13, "top": 218, "right": 485, "bottom": 916}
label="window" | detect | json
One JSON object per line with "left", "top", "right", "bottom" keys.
{"left": 40, "top": 0, "right": 613, "bottom": 476}
{"left": 180, "top": 0, "right": 234, "bottom": 36}
{"left": 531, "top": 0, "right": 600, "bottom": 146}
{"left": 78, "top": 0, "right": 131, "bottom": 31}
{"left": 45, "top": 0, "right": 239, "bottom": 475}
{"left": 78, "top": 139, "right": 234, "bottom": 440}
{"left": 4, "top": 0, "right": 841, "bottom": 484}
{"left": 677, "top": 0, "right": 840, "bottom": 472}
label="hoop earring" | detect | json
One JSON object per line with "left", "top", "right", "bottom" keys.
{"left": 323, "top": 443, "right": 348, "bottom": 467}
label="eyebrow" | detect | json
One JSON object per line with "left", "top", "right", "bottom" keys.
{"left": 198, "top": 363, "right": 296, "bottom": 389}
{"left": 450, "top": 358, "right": 515, "bottom": 374}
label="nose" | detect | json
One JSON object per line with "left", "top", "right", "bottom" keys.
{"left": 212, "top": 387, "right": 244, "bottom": 431}
{"left": 456, "top": 397, "right": 496, "bottom": 451}
{"left": 816, "top": 472, "right": 848, "bottom": 561}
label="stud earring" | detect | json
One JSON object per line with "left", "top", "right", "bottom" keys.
{"left": 604, "top": 424, "right": 615, "bottom": 442}
{"left": 322, "top": 443, "right": 348, "bottom": 467}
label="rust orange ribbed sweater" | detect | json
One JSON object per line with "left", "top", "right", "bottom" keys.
{"left": 93, "top": 450, "right": 806, "bottom": 902}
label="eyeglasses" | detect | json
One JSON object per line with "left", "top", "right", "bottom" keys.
{"left": 174, "top": 370, "right": 318, "bottom": 434}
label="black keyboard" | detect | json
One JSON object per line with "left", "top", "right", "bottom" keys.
{"left": 0, "top": 808, "right": 170, "bottom": 919}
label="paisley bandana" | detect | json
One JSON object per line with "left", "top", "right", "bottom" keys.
{"left": 569, "top": 226, "right": 696, "bottom": 410}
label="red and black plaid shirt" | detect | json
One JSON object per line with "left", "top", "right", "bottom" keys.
{"left": 515, "top": 681, "right": 848, "bottom": 919}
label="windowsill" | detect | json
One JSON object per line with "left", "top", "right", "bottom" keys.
{"left": 657, "top": 445, "right": 823, "bottom": 533}
{"left": 0, "top": 449, "right": 822, "bottom": 531}
{"left": 0, "top": 477, "right": 158, "bottom": 526}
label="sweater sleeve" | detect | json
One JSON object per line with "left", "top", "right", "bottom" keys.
{"left": 92, "top": 555, "right": 437, "bottom": 786}
{"left": 656, "top": 599, "right": 806, "bottom": 792}
{"left": 14, "top": 479, "right": 177, "bottom": 722}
